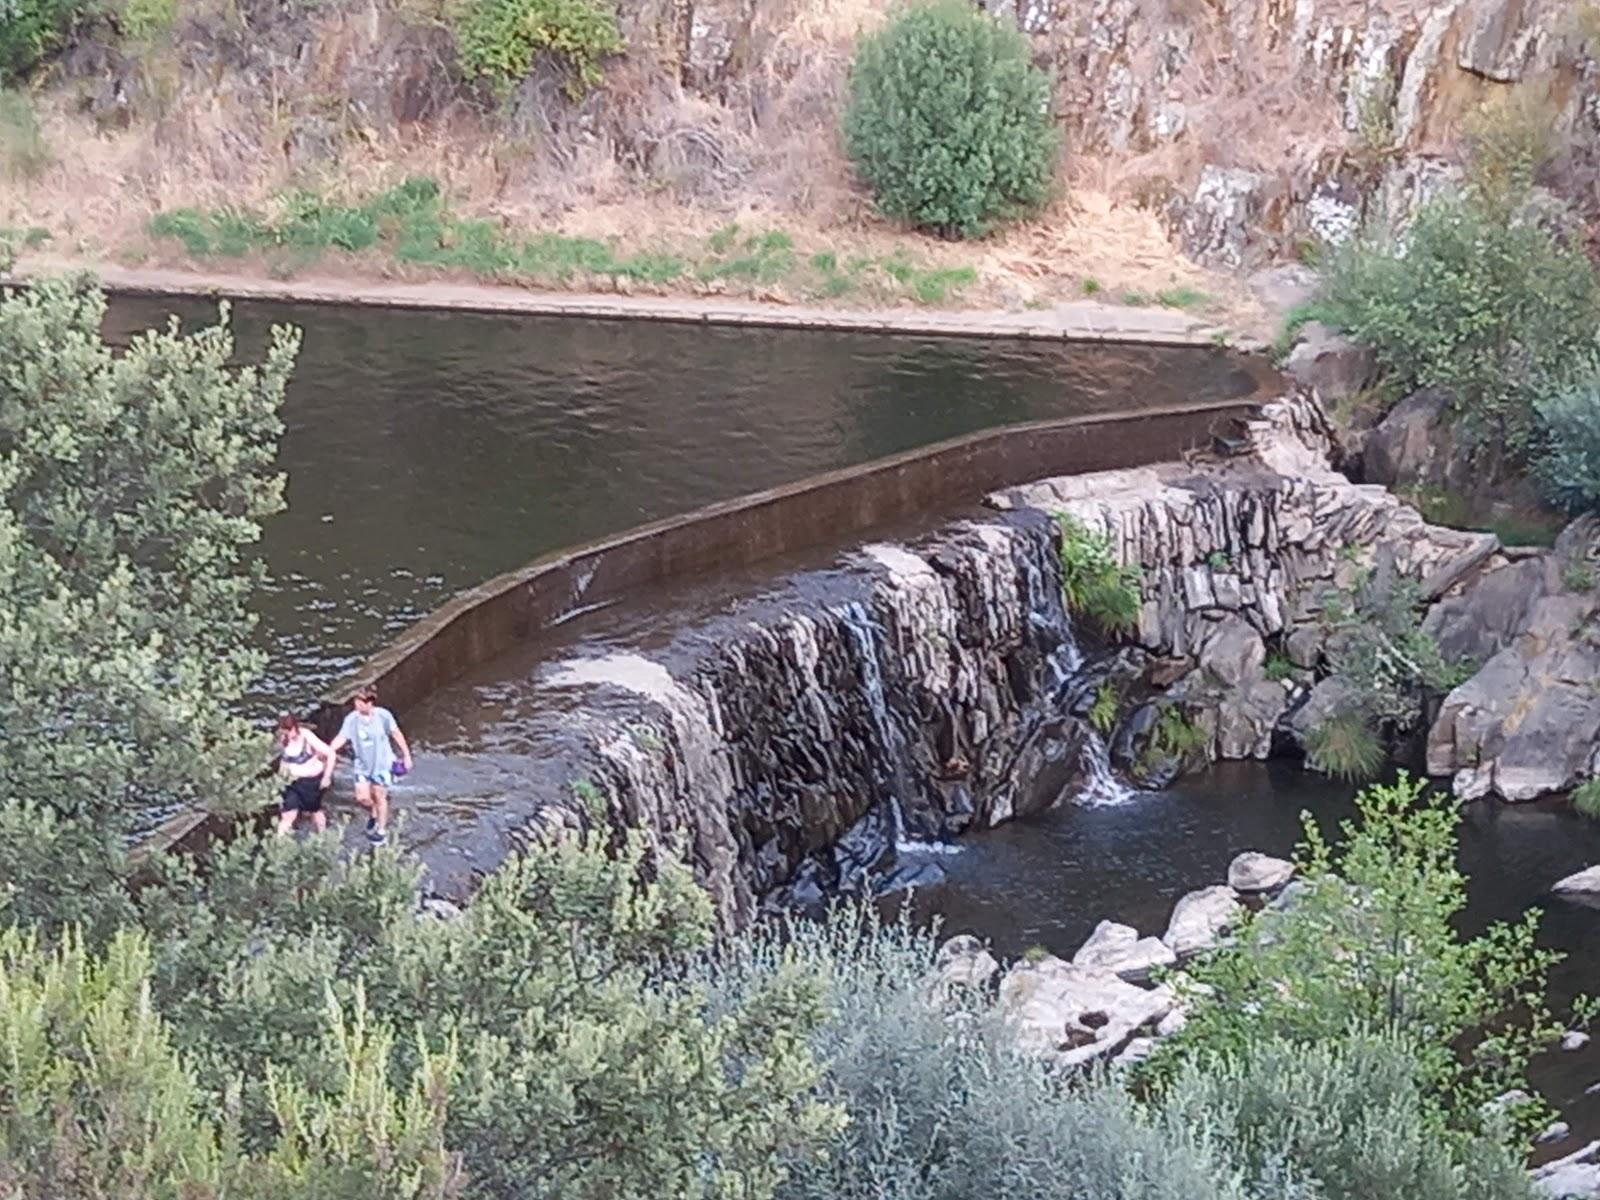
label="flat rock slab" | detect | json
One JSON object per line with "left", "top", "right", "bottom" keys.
{"left": 998, "top": 956, "right": 1174, "bottom": 1068}
{"left": 1071, "top": 919, "right": 1178, "bottom": 981}
{"left": 1553, "top": 866, "right": 1600, "bottom": 895}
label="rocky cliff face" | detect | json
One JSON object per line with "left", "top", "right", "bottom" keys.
{"left": 990, "top": 391, "right": 1495, "bottom": 767}
{"left": 1037, "top": 0, "right": 1599, "bottom": 268}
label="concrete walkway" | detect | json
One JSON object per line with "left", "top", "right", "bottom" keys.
{"left": 5, "top": 258, "right": 1231, "bottom": 348}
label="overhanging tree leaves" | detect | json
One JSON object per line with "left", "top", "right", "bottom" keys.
{"left": 0, "top": 276, "right": 299, "bottom": 830}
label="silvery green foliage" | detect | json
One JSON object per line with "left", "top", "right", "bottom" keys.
{"left": 1159, "top": 1034, "right": 1536, "bottom": 1200}
{"left": 0, "top": 276, "right": 299, "bottom": 828}
{"left": 709, "top": 911, "right": 1260, "bottom": 1200}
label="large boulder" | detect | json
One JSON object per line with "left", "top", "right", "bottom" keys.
{"left": 1362, "top": 389, "right": 1460, "bottom": 491}
{"left": 997, "top": 956, "right": 1174, "bottom": 1067}
{"left": 1427, "top": 520, "right": 1600, "bottom": 801}
{"left": 1071, "top": 920, "right": 1178, "bottom": 982}
{"left": 1283, "top": 322, "right": 1375, "bottom": 406}
{"left": 1162, "top": 886, "right": 1243, "bottom": 956}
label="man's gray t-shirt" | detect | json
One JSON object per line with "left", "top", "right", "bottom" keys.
{"left": 340, "top": 707, "right": 398, "bottom": 777}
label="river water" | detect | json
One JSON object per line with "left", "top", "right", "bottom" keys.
{"left": 102, "top": 294, "right": 1600, "bottom": 1151}
{"left": 899, "top": 761, "right": 1600, "bottom": 1157}
{"left": 103, "top": 295, "right": 1263, "bottom": 713}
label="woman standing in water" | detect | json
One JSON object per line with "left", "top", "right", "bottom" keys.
{"left": 274, "top": 713, "right": 336, "bottom": 836}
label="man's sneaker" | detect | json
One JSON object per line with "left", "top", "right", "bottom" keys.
{"left": 367, "top": 826, "right": 388, "bottom": 846}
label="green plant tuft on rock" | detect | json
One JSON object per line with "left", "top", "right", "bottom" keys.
{"left": 1573, "top": 778, "right": 1600, "bottom": 821}
{"left": 1057, "top": 514, "right": 1141, "bottom": 635}
{"left": 1088, "top": 681, "right": 1118, "bottom": 734}
{"left": 1305, "top": 710, "right": 1385, "bottom": 782}
{"left": 842, "top": 0, "right": 1057, "bottom": 239}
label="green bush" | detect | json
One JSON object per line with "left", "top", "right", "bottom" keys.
{"left": 1144, "top": 774, "right": 1562, "bottom": 1146}
{"left": 0, "top": 87, "right": 50, "bottom": 178}
{"left": 1572, "top": 777, "right": 1600, "bottom": 821}
{"left": 1304, "top": 571, "right": 1468, "bottom": 780}
{"left": 0, "top": 278, "right": 297, "bottom": 831}
{"left": 451, "top": 0, "right": 622, "bottom": 98}
{"left": 1057, "top": 513, "right": 1142, "bottom": 634}
{"left": 1318, "top": 186, "right": 1600, "bottom": 451}
{"left": 0, "top": 0, "right": 92, "bottom": 82}
{"left": 1535, "top": 372, "right": 1600, "bottom": 513}
{"left": 843, "top": 0, "right": 1057, "bottom": 238}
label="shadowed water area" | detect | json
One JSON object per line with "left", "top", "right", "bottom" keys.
{"left": 101, "top": 295, "right": 1600, "bottom": 1154}
{"left": 104, "top": 295, "right": 1262, "bottom": 712}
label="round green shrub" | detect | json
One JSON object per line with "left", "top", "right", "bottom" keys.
{"left": 843, "top": 0, "right": 1058, "bottom": 239}
{"left": 1536, "top": 371, "right": 1600, "bottom": 513}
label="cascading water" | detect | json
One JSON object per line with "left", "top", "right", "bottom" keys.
{"left": 1041, "top": 619, "right": 1137, "bottom": 810}
{"left": 402, "top": 505, "right": 1143, "bottom": 923}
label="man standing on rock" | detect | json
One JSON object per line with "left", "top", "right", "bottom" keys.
{"left": 326, "top": 684, "right": 412, "bottom": 846}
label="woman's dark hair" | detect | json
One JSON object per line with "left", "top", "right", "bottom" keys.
{"left": 276, "top": 712, "right": 300, "bottom": 734}
{"left": 355, "top": 685, "right": 378, "bottom": 703}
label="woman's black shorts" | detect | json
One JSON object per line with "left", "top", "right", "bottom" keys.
{"left": 281, "top": 775, "right": 324, "bottom": 814}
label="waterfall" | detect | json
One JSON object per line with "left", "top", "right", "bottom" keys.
{"left": 521, "top": 510, "right": 1141, "bottom": 923}
{"left": 1041, "top": 613, "right": 1138, "bottom": 809}
{"left": 1075, "top": 730, "right": 1136, "bottom": 808}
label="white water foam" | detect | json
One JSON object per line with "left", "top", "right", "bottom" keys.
{"left": 1073, "top": 730, "right": 1138, "bottom": 808}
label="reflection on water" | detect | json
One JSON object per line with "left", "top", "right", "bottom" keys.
{"left": 104, "top": 295, "right": 1262, "bottom": 712}
{"left": 899, "top": 760, "right": 1600, "bottom": 1154}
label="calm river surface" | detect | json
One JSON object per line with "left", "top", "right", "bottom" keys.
{"left": 105, "top": 295, "right": 1263, "bottom": 711}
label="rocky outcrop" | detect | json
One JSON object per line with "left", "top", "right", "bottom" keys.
{"left": 1426, "top": 518, "right": 1600, "bottom": 801}
{"left": 992, "top": 391, "right": 1496, "bottom": 767}
{"left": 1042, "top": 0, "right": 1598, "bottom": 266}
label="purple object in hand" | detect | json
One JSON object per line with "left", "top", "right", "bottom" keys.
{"left": 391, "top": 760, "right": 409, "bottom": 779}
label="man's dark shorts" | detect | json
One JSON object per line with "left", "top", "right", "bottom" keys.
{"left": 281, "top": 776, "right": 324, "bottom": 814}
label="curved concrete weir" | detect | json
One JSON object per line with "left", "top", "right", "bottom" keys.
{"left": 259, "top": 397, "right": 1264, "bottom": 922}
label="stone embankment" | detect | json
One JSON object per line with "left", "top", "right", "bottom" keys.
{"left": 478, "top": 386, "right": 1598, "bottom": 930}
